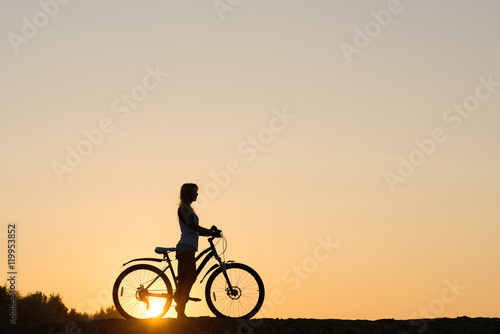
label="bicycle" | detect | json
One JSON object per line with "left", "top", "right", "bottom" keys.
{"left": 112, "top": 234, "right": 265, "bottom": 320}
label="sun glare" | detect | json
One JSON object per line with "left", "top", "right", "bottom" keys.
{"left": 146, "top": 298, "right": 167, "bottom": 318}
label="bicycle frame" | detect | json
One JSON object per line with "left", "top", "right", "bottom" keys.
{"left": 122, "top": 236, "right": 234, "bottom": 297}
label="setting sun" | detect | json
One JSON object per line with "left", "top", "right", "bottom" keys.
{"left": 146, "top": 298, "right": 169, "bottom": 318}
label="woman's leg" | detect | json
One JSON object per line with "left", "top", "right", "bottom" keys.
{"left": 176, "top": 251, "right": 196, "bottom": 317}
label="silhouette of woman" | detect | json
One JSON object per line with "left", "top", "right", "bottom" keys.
{"left": 175, "top": 183, "right": 220, "bottom": 318}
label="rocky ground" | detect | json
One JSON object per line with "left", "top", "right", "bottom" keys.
{"left": 2, "top": 317, "right": 500, "bottom": 334}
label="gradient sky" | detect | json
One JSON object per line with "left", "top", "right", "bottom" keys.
{"left": 1, "top": 0, "right": 499, "bottom": 320}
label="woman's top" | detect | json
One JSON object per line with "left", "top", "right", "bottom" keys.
{"left": 178, "top": 212, "right": 199, "bottom": 251}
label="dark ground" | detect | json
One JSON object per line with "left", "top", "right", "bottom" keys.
{"left": 2, "top": 317, "right": 500, "bottom": 334}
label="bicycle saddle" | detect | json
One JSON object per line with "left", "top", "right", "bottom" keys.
{"left": 155, "top": 247, "right": 177, "bottom": 254}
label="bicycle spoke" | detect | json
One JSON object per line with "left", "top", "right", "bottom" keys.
{"left": 206, "top": 264, "right": 264, "bottom": 318}
{"left": 113, "top": 265, "right": 172, "bottom": 320}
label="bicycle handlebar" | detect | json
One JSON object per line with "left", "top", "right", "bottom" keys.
{"left": 209, "top": 225, "right": 222, "bottom": 239}
{"left": 208, "top": 233, "right": 222, "bottom": 243}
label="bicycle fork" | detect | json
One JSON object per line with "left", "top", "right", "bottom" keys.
{"left": 215, "top": 255, "right": 239, "bottom": 300}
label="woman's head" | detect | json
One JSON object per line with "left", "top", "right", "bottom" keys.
{"left": 180, "top": 183, "right": 198, "bottom": 204}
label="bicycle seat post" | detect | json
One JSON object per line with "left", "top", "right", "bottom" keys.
{"left": 164, "top": 252, "right": 172, "bottom": 265}
{"left": 163, "top": 250, "right": 179, "bottom": 289}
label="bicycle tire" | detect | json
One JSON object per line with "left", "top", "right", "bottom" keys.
{"left": 205, "top": 262, "right": 265, "bottom": 318}
{"left": 112, "top": 264, "right": 173, "bottom": 320}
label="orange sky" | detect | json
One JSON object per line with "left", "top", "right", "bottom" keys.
{"left": 1, "top": 1, "right": 499, "bottom": 320}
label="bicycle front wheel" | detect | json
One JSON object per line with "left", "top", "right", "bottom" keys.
{"left": 205, "top": 263, "right": 265, "bottom": 318}
{"left": 112, "top": 264, "right": 173, "bottom": 320}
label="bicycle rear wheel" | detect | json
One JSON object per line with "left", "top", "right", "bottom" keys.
{"left": 205, "top": 263, "right": 265, "bottom": 318}
{"left": 112, "top": 264, "right": 173, "bottom": 319}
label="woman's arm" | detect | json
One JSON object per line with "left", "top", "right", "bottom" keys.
{"left": 178, "top": 205, "right": 213, "bottom": 236}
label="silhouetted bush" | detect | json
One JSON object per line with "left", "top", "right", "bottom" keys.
{"left": 93, "top": 305, "right": 121, "bottom": 319}
{"left": 68, "top": 307, "right": 92, "bottom": 322}
{"left": 1, "top": 284, "right": 21, "bottom": 325}
{"left": 0, "top": 284, "right": 10, "bottom": 324}
{"left": 1, "top": 283, "right": 121, "bottom": 325}
{"left": 17, "top": 291, "right": 51, "bottom": 324}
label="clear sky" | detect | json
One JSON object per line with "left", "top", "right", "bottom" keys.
{"left": 1, "top": 0, "right": 499, "bottom": 320}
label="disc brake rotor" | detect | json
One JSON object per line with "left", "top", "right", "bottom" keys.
{"left": 227, "top": 286, "right": 242, "bottom": 300}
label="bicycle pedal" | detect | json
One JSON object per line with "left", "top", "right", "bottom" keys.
{"left": 188, "top": 297, "right": 202, "bottom": 302}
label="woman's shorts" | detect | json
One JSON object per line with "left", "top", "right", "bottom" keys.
{"left": 176, "top": 242, "right": 197, "bottom": 259}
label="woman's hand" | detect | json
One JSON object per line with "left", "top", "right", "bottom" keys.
{"left": 210, "top": 225, "right": 222, "bottom": 237}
